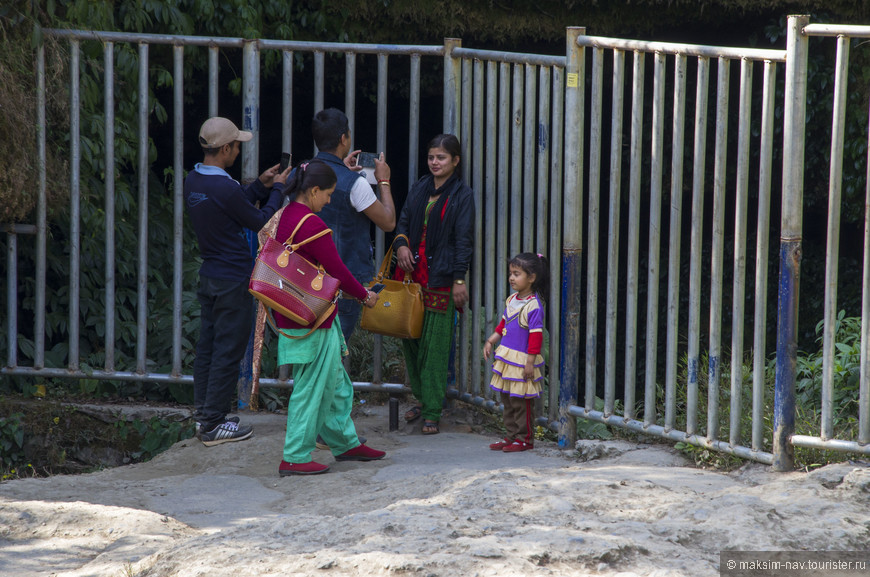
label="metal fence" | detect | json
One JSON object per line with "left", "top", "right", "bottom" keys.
{"left": 4, "top": 18, "right": 870, "bottom": 468}
{"left": 775, "top": 18, "right": 870, "bottom": 466}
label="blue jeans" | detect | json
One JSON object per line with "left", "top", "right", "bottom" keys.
{"left": 193, "top": 275, "right": 253, "bottom": 432}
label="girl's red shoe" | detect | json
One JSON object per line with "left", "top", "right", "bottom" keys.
{"left": 489, "top": 439, "right": 512, "bottom": 451}
{"left": 502, "top": 441, "right": 533, "bottom": 452}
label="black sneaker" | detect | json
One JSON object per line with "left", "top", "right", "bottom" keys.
{"left": 201, "top": 420, "right": 253, "bottom": 446}
{"left": 195, "top": 415, "right": 240, "bottom": 438}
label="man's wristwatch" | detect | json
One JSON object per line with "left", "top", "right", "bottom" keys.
{"left": 453, "top": 279, "right": 466, "bottom": 285}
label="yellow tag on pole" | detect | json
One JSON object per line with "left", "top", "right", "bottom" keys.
{"left": 566, "top": 73, "right": 579, "bottom": 88}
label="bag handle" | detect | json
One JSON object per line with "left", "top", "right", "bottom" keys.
{"left": 375, "top": 234, "right": 413, "bottom": 283}
{"left": 265, "top": 300, "right": 338, "bottom": 340}
{"left": 284, "top": 212, "right": 333, "bottom": 252}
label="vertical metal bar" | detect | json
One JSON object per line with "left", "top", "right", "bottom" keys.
{"left": 314, "top": 51, "right": 325, "bottom": 153}
{"left": 624, "top": 50, "right": 645, "bottom": 420}
{"left": 604, "top": 49, "right": 625, "bottom": 417}
{"left": 586, "top": 47, "right": 604, "bottom": 413}
{"left": 346, "top": 52, "right": 357, "bottom": 151}
{"left": 536, "top": 65, "right": 552, "bottom": 419}
{"left": 708, "top": 57, "right": 730, "bottom": 442}
{"left": 104, "top": 41, "right": 116, "bottom": 373}
{"left": 238, "top": 40, "right": 260, "bottom": 406}
{"left": 372, "top": 53, "right": 388, "bottom": 384}
{"left": 753, "top": 60, "right": 776, "bottom": 450}
{"left": 409, "top": 54, "right": 421, "bottom": 187}
{"left": 242, "top": 40, "right": 260, "bottom": 178}
{"left": 472, "top": 58, "right": 484, "bottom": 397}
{"left": 510, "top": 63, "right": 523, "bottom": 260}
{"left": 774, "top": 15, "right": 809, "bottom": 471}
{"left": 537, "top": 66, "right": 551, "bottom": 254}
{"left": 282, "top": 51, "right": 293, "bottom": 154}
{"left": 460, "top": 57, "right": 473, "bottom": 396}
{"left": 664, "top": 54, "right": 687, "bottom": 431}
{"left": 497, "top": 62, "right": 510, "bottom": 314}
{"left": 523, "top": 64, "right": 536, "bottom": 252}
{"left": 730, "top": 58, "right": 754, "bottom": 446}
{"left": 549, "top": 66, "right": 564, "bottom": 420}
{"left": 644, "top": 52, "right": 666, "bottom": 427}
{"left": 69, "top": 39, "right": 81, "bottom": 371}
{"left": 821, "top": 36, "right": 850, "bottom": 441}
{"left": 172, "top": 45, "right": 184, "bottom": 376}
{"left": 35, "top": 44, "right": 46, "bottom": 368}
{"left": 208, "top": 46, "right": 219, "bottom": 118}
{"left": 137, "top": 43, "right": 149, "bottom": 374}
{"left": 561, "top": 27, "right": 586, "bottom": 448}
{"left": 6, "top": 231, "right": 16, "bottom": 368}
{"left": 443, "top": 39, "right": 462, "bottom": 136}
{"left": 485, "top": 61, "right": 498, "bottom": 395}
{"left": 861, "top": 81, "right": 870, "bottom": 445}
{"left": 687, "top": 56, "right": 710, "bottom": 436}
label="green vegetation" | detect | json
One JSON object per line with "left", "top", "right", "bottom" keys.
{"left": 669, "top": 311, "right": 866, "bottom": 470}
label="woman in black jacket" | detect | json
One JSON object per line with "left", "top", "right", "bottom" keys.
{"left": 395, "top": 134, "right": 475, "bottom": 434}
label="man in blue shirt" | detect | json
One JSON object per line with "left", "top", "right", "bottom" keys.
{"left": 184, "top": 117, "right": 289, "bottom": 446}
{"left": 311, "top": 108, "right": 396, "bottom": 341}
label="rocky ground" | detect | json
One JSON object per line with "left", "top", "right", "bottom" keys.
{"left": 1, "top": 402, "right": 868, "bottom": 577}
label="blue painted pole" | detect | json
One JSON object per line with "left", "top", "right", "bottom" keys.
{"left": 773, "top": 15, "right": 809, "bottom": 471}
{"left": 558, "top": 27, "right": 585, "bottom": 448}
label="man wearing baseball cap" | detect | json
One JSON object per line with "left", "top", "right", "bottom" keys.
{"left": 184, "top": 117, "right": 290, "bottom": 446}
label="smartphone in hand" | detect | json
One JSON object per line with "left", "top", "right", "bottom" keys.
{"left": 279, "top": 152, "right": 292, "bottom": 172}
{"left": 358, "top": 152, "right": 379, "bottom": 168}
{"left": 370, "top": 283, "right": 386, "bottom": 293}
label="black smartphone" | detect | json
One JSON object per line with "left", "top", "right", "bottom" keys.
{"left": 370, "top": 283, "right": 385, "bottom": 293}
{"left": 358, "top": 151, "right": 379, "bottom": 168}
{"left": 279, "top": 152, "right": 292, "bottom": 172}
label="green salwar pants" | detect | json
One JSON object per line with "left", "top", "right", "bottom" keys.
{"left": 401, "top": 296, "right": 456, "bottom": 423}
{"left": 278, "top": 322, "right": 359, "bottom": 463}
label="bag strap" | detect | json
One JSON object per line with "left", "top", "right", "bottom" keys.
{"left": 265, "top": 301, "right": 337, "bottom": 340}
{"left": 284, "top": 212, "right": 333, "bottom": 252}
{"left": 375, "top": 234, "right": 412, "bottom": 282}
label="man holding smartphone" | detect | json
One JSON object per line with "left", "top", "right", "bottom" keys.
{"left": 311, "top": 108, "right": 396, "bottom": 343}
{"left": 184, "top": 117, "right": 290, "bottom": 446}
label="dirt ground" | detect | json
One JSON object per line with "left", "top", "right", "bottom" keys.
{"left": 1, "top": 401, "right": 869, "bottom": 577}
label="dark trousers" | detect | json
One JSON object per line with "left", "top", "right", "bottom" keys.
{"left": 337, "top": 298, "right": 362, "bottom": 343}
{"left": 501, "top": 392, "right": 535, "bottom": 445}
{"left": 193, "top": 275, "right": 253, "bottom": 432}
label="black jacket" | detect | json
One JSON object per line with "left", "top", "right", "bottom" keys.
{"left": 394, "top": 173, "right": 475, "bottom": 288}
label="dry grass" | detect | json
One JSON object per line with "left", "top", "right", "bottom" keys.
{"left": 0, "top": 24, "right": 70, "bottom": 224}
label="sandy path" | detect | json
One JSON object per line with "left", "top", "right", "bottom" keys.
{"left": 1, "top": 403, "right": 868, "bottom": 576}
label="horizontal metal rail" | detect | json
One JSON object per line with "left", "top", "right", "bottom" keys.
{"left": 803, "top": 23, "right": 870, "bottom": 38}
{"left": 44, "top": 29, "right": 443, "bottom": 55}
{"left": 0, "top": 365, "right": 408, "bottom": 392}
{"left": 568, "top": 405, "right": 774, "bottom": 464}
{"left": 791, "top": 435, "right": 870, "bottom": 454}
{"left": 453, "top": 47, "right": 565, "bottom": 67}
{"left": 576, "top": 35, "right": 786, "bottom": 62}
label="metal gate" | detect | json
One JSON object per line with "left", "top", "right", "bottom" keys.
{"left": 4, "top": 17, "right": 870, "bottom": 468}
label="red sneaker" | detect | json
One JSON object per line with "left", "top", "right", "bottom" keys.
{"left": 502, "top": 441, "right": 533, "bottom": 453}
{"left": 335, "top": 444, "right": 386, "bottom": 461}
{"left": 489, "top": 439, "right": 512, "bottom": 451}
{"left": 279, "top": 460, "right": 330, "bottom": 476}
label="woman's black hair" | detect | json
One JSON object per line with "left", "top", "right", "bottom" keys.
{"left": 509, "top": 252, "right": 550, "bottom": 304}
{"left": 284, "top": 159, "right": 337, "bottom": 201}
{"left": 427, "top": 133, "right": 462, "bottom": 177}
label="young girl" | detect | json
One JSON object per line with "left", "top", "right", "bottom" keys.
{"left": 483, "top": 253, "right": 549, "bottom": 452}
